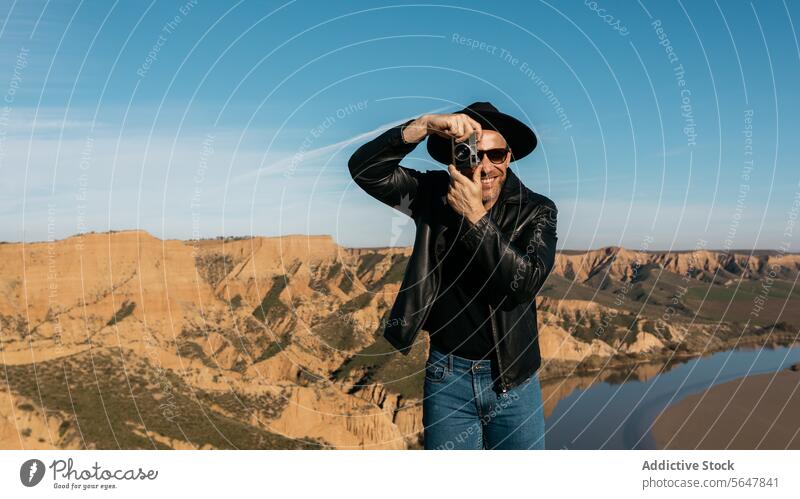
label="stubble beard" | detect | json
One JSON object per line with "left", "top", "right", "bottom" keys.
{"left": 482, "top": 178, "right": 505, "bottom": 207}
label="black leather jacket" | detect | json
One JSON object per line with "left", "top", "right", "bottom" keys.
{"left": 348, "top": 118, "right": 558, "bottom": 392}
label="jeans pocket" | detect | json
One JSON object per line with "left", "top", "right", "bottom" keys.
{"left": 424, "top": 359, "right": 448, "bottom": 383}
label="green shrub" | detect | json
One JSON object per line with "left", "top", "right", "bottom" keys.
{"left": 107, "top": 300, "right": 136, "bottom": 326}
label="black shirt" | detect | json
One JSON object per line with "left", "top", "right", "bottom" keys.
{"left": 423, "top": 204, "right": 500, "bottom": 360}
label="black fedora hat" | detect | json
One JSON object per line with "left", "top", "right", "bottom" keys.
{"left": 426, "top": 101, "right": 537, "bottom": 165}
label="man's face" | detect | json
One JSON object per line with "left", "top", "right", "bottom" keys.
{"left": 462, "top": 129, "right": 510, "bottom": 206}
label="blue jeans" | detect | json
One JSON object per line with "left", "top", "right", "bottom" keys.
{"left": 422, "top": 345, "right": 546, "bottom": 450}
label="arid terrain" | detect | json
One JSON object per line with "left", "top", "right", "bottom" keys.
{"left": 651, "top": 362, "right": 800, "bottom": 449}
{"left": 1, "top": 230, "right": 798, "bottom": 449}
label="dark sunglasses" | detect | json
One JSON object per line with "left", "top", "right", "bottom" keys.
{"left": 477, "top": 147, "right": 509, "bottom": 164}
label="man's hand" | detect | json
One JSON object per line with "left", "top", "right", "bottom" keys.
{"left": 447, "top": 164, "right": 487, "bottom": 224}
{"left": 402, "top": 113, "right": 483, "bottom": 144}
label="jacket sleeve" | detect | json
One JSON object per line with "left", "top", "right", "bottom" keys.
{"left": 457, "top": 200, "right": 558, "bottom": 306}
{"left": 348, "top": 119, "right": 425, "bottom": 218}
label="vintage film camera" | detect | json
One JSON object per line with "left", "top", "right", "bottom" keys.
{"left": 451, "top": 132, "right": 478, "bottom": 171}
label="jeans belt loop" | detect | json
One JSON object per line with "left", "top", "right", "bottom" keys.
{"left": 448, "top": 353, "right": 453, "bottom": 373}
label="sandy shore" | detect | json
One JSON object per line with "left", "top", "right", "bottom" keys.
{"left": 651, "top": 363, "right": 800, "bottom": 449}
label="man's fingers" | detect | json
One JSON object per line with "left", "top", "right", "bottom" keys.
{"left": 454, "top": 116, "right": 473, "bottom": 142}
{"left": 448, "top": 163, "right": 461, "bottom": 179}
{"left": 448, "top": 163, "right": 468, "bottom": 185}
{"left": 460, "top": 120, "right": 476, "bottom": 142}
{"left": 471, "top": 164, "right": 482, "bottom": 184}
{"left": 446, "top": 114, "right": 482, "bottom": 142}
{"left": 467, "top": 117, "right": 483, "bottom": 140}
{"left": 434, "top": 129, "right": 450, "bottom": 138}
{"left": 434, "top": 113, "right": 482, "bottom": 142}
{"left": 449, "top": 121, "right": 459, "bottom": 140}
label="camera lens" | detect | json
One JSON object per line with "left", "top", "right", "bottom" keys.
{"left": 453, "top": 143, "right": 471, "bottom": 161}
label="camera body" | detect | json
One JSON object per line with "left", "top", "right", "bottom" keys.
{"left": 452, "top": 132, "right": 478, "bottom": 171}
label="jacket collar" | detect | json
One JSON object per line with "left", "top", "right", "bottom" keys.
{"left": 498, "top": 167, "right": 526, "bottom": 205}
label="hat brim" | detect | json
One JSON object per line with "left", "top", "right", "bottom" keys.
{"left": 426, "top": 109, "right": 537, "bottom": 165}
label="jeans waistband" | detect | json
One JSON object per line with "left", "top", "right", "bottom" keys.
{"left": 429, "top": 344, "right": 493, "bottom": 373}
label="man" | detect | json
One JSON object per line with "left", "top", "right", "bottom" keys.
{"left": 348, "top": 102, "right": 558, "bottom": 449}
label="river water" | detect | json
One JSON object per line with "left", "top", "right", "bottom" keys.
{"left": 542, "top": 343, "right": 800, "bottom": 449}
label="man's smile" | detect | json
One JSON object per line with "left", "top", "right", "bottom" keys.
{"left": 480, "top": 175, "right": 500, "bottom": 189}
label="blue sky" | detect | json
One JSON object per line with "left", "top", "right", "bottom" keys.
{"left": 1, "top": 0, "right": 798, "bottom": 251}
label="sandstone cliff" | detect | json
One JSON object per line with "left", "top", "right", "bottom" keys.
{"left": 1, "top": 231, "right": 797, "bottom": 449}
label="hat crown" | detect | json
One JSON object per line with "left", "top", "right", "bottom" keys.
{"left": 462, "top": 101, "right": 499, "bottom": 114}
{"left": 457, "top": 102, "right": 509, "bottom": 132}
